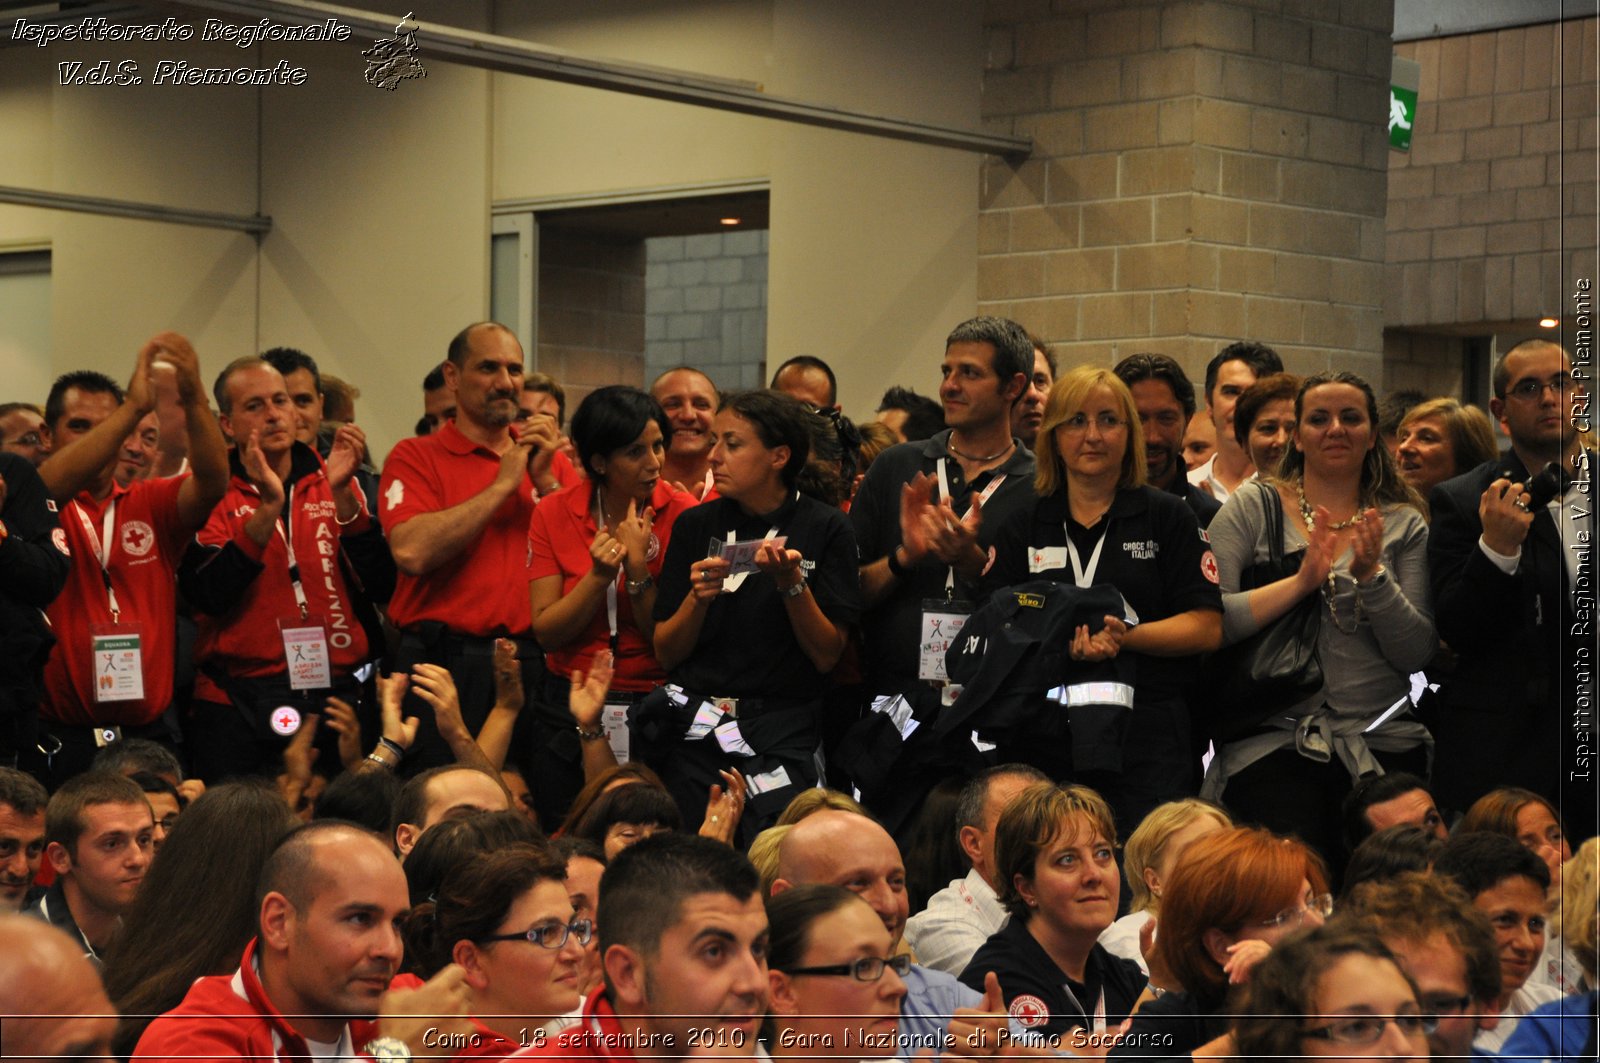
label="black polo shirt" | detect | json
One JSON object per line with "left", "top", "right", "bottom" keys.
{"left": 985, "top": 486, "right": 1221, "bottom": 705}
{"left": 654, "top": 492, "right": 860, "bottom": 700}
{"left": 849, "top": 430, "right": 1036, "bottom": 691}
{"left": 959, "top": 918, "right": 1146, "bottom": 1045}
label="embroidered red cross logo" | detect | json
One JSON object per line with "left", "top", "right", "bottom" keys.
{"left": 277, "top": 711, "right": 297, "bottom": 731}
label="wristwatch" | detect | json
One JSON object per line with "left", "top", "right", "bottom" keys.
{"left": 626, "top": 574, "right": 654, "bottom": 595}
{"left": 781, "top": 577, "right": 808, "bottom": 598}
{"left": 576, "top": 724, "right": 608, "bottom": 742}
{"left": 363, "top": 1037, "right": 411, "bottom": 1062}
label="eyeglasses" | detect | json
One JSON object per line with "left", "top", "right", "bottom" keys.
{"left": 1418, "top": 993, "right": 1472, "bottom": 1016}
{"left": 1303, "top": 1014, "right": 1438, "bottom": 1045}
{"left": 785, "top": 954, "right": 913, "bottom": 982}
{"left": 479, "top": 917, "right": 594, "bottom": 950}
{"left": 1507, "top": 373, "right": 1574, "bottom": 401}
{"left": 1251, "top": 893, "right": 1335, "bottom": 930}
{"left": 1059, "top": 412, "right": 1128, "bottom": 436}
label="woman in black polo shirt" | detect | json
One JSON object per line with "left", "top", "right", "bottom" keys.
{"left": 985, "top": 366, "right": 1223, "bottom": 832}
{"left": 643, "top": 390, "right": 861, "bottom": 836}
{"left": 960, "top": 782, "right": 1146, "bottom": 1048}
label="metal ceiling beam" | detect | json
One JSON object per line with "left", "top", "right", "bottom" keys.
{"left": 153, "top": 0, "right": 1033, "bottom": 159}
{"left": 0, "top": 184, "right": 271, "bottom": 233}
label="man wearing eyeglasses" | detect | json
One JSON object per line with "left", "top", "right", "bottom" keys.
{"left": 134, "top": 821, "right": 473, "bottom": 1063}
{"left": 1428, "top": 338, "right": 1597, "bottom": 841}
{"left": 0, "top": 403, "right": 51, "bottom": 467}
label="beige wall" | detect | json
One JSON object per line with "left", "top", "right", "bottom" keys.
{"left": 0, "top": 0, "right": 982, "bottom": 453}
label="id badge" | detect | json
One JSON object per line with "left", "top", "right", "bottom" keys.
{"left": 1028, "top": 546, "right": 1068, "bottom": 573}
{"left": 279, "top": 616, "right": 333, "bottom": 691}
{"left": 90, "top": 623, "right": 145, "bottom": 703}
{"left": 919, "top": 599, "right": 973, "bottom": 683}
{"left": 602, "top": 699, "right": 632, "bottom": 763}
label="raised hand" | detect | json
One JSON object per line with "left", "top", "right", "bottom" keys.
{"left": 568, "top": 650, "right": 615, "bottom": 731}
{"left": 589, "top": 525, "right": 626, "bottom": 580}
{"left": 688, "top": 556, "right": 731, "bottom": 602}
{"left": 325, "top": 423, "right": 367, "bottom": 490}
{"left": 322, "top": 696, "right": 364, "bottom": 770}
{"left": 755, "top": 541, "right": 805, "bottom": 591}
{"left": 615, "top": 499, "right": 655, "bottom": 563}
{"left": 899, "top": 472, "right": 937, "bottom": 563}
{"left": 410, "top": 663, "right": 466, "bottom": 739}
{"left": 375, "top": 670, "right": 420, "bottom": 753}
{"left": 1296, "top": 505, "right": 1338, "bottom": 594}
{"left": 1348, "top": 507, "right": 1385, "bottom": 584}
{"left": 240, "top": 429, "right": 285, "bottom": 507}
{"left": 1480, "top": 477, "right": 1536, "bottom": 556}
{"left": 492, "top": 637, "right": 525, "bottom": 715}
{"left": 698, "top": 769, "right": 747, "bottom": 846}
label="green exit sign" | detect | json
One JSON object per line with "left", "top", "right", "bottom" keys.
{"left": 1390, "top": 85, "right": 1417, "bottom": 151}
{"left": 1390, "top": 55, "right": 1421, "bottom": 153}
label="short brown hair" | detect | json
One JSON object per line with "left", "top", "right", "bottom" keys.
{"left": 45, "top": 772, "right": 150, "bottom": 855}
{"left": 992, "top": 782, "right": 1117, "bottom": 922}
{"left": 1342, "top": 871, "right": 1501, "bottom": 1006}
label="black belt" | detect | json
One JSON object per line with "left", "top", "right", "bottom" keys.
{"left": 401, "top": 625, "right": 539, "bottom": 658}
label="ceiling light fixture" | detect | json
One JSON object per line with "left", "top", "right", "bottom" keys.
{"left": 1539, "top": 317, "right": 1559, "bottom": 328}
{"left": 720, "top": 217, "right": 740, "bottom": 226}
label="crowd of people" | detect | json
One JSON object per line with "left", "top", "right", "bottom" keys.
{"left": 0, "top": 315, "right": 1593, "bottom": 1061}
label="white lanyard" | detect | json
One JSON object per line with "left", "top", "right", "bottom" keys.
{"left": 71, "top": 498, "right": 122, "bottom": 621}
{"left": 934, "top": 458, "right": 1006, "bottom": 597}
{"left": 1060, "top": 983, "right": 1107, "bottom": 1035}
{"left": 597, "top": 491, "right": 621, "bottom": 652}
{"left": 272, "top": 485, "right": 311, "bottom": 620}
{"left": 703, "top": 466, "right": 716, "bottom": 498}
{"left": 1065, "top": 519, "right": 1111, "bottom": 588}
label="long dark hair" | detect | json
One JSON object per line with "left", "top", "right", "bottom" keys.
{"left": 103, "top": 782, "right": 297, "bottom": 1057}
{"left": 1278, "top": 372, "right": 1423, "bottom": 512}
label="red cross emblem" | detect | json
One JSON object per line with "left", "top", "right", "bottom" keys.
{"left": 1009, "top": 994, "right": 1050, "bottom": 1029}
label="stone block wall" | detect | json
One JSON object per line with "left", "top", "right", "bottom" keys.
{"left": 978, "top": 0, "right": 1394, "bottom": 384}
{"left": 537, "top": 228, "right": 647, "bottom": 408}
{"left": 645, "top": 230, "right": 769, "bottom": 392}
{"left": 1387, "top": 18, "right": 1598, "bottom": 331}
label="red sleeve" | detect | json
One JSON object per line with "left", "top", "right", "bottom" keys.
{"left": 135, "top": 473, "right": 193, "bottom": 561}
{"left": 527, "top": 501, "right": 565, "bottom": 581}
{"left": 378, "top": 438, "right": 442, "bottom": 535}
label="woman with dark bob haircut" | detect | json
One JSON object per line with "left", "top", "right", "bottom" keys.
{"left": 960, "top": 782, "right": 1146, "bottom": 1043}
{"left": 103, "top": 782, "right": 298, "bottom": 1057}
{"left": 1234, "top": 923, "right": 1431, "bottom": 1063}
{"left": 1111, "top": 826, "right": 1330, "bottom": 1060}
{"left": 640, "top": 389, "right": 861, "bottom": 840}
{"left": 404, "top": 843, "right": 587, "bottom": 1055}
{"left": 529, "top": 385, "right": 701, "bottom": 825}
{"left": 570, "top": 781, "right": 684, "bottom": 861}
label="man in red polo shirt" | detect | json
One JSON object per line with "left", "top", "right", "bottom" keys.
{"left": 31, "top": 335, "right": 228, "bottom": 789}
{"left": 380, "top": 322, "right": 579, "bottom": 773}
{"left": 178, "top": 357, "right": 394, "bottom": 782}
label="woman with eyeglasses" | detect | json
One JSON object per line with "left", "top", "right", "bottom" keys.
{"left": 960, "top": 782, "right": 1147, "bottom": 1046}
{"left": 1234, "top": 924, "right": 1432, "bottom": 1063}
{"left": 1203, "top": 371, "right": 1434, "bottom": 867}
{"left": 983, "top": 368, "right": 1222, "bottom": 831}
{"left": 765, "top": 884, "right": 909, "bottom": 1060}
{"left": 1111, "top": 826, "right": 1331, "bottom": 1061}
{"left": 403, "top": 843, "right": 587, "bottom": 1057}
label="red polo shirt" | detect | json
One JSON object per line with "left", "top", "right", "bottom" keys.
{"left": 526, "top": 479, "right": 698, "bottom": 692}
{"left": 42, "top": 476, "right": 189, "bottom": 727}
{"left": 380, "top": 420, "right": 578, "bottom": 637}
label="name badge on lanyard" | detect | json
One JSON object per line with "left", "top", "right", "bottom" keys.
{"left": 602, "top": 699, "right": 632, "bottom": 763}
{"left": 712, "top": 518, "right": 785, "bottom": 593}
{"left": 919, "top": 598, "right": 973, "bottom": 683}
{"left": 917, "top": 462, "right": 1007, "bottom": 684}
{"left": 91, "top": 623, "right": 145, "bottom": 703}
{"left": 274, "top": 485, "right": 332, "bottom": 691}
{"left": 279, "top": 617, "right": 333, "bottom": 691}
{"left": 72, "top": 498, "right": 147, "bottom": 703}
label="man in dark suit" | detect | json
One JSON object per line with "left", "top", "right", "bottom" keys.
{"left": 1428, "top": 338, "right": 1596, "bottom": 841}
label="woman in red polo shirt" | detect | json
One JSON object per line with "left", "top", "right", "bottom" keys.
{"left": 529, "top": 387, "right": 698, "bottom": 817}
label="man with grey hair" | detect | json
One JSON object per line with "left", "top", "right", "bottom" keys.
{"left": 842, "top": 317, "right": 1037, "bottom": 838}
{"left": 905, "top": 765, "right": 1047, "bottom": 974}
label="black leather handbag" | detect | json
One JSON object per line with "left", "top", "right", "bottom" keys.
{"left": 1202, "top": 482, "right": 1323, "bottom": 742}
